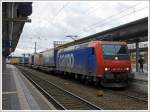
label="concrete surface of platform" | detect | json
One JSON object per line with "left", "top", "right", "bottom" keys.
{"left": 130, "top": 71, "right": 148, "bottom": 94}
{"left": 2, "top": 64, "right": 56, "bottom": 110}
{"left": 134, "top": 72, "right": 148, "bottom": 81}
{"left": 132, "top": 64, "right": 148, "bottom": 82}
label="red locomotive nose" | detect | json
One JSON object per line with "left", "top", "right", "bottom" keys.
{"left": 104, "top": 60, "right": 131, "bottom": 73}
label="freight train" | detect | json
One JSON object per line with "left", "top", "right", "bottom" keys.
{"left": 26, "top": 41, "right": 134, "bottom": 87}
{"left": 8, "top": 56, "right": 29, "bottom": 65}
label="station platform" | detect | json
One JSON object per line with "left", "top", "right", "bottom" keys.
{"left": 131, "top": 71, "right": 148, "bottom": 94}
{"left": 2, "top": 64, "right": 56, "bottom": 110}
{"left": 133, "top": 72, "right": 148, "bottom": 82}
{"left": 2, "top": 64, "right": 148, "bottom": 110}
{"left": 132, "top": 64, "right": 148, "bottom": 82}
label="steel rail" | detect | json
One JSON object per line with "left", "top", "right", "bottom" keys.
{"left": 21, "top": 70, "right": 66, "bottom": 110}
{"left": 18, "top": 66, "right": 103, "bottom": 110}
{"left": 115, "top": 92, "right": 148, "bottom": 102}
{"left": 19, "top": 65, "right": 147, "bottom": 103}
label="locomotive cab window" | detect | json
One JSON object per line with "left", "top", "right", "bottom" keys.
{"left": 102, "top": 44, "right": 129, "bottom": 60}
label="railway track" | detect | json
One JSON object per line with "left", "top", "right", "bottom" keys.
{"left": 108, "top": 83, "right": 148, "bottom": 102}
{"left": 17, "top": 66, "right": 148, "bottom": 109}
{"left": 18, "top": 66, "right": 103, "bottom": 110}
{"left": 95, "top": 84, "right": 148, "bottom": 103}
{"left": 110, "top": 90, "right": 148, "bottom": 102}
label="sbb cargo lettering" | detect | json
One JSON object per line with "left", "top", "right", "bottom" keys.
{"left": 58, "top": 53, "right": 74, "bottom": 68}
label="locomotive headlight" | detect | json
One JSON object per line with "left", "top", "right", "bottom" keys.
{"left": 105, "top": 67, "right": 108, "bottom": 71}
{"left": 125, "top": 67, "right": 130, "bottom": 71}
{"left": 115, "top": 56, "right": 118, "bottom": 60}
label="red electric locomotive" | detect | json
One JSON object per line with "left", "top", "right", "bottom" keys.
{"left": 28, "top": 40, "right": 134, "bottom": 87}
{"left": 88, "top": 41, "right": 134, "bottom": 87}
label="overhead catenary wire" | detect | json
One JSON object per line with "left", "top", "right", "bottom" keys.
{"left": 87, "top": 6, "right": 148, "bottom": 30}
{"left": 77, "top": 5, "right": 148, "bottom": 37}
{"left": 85, "top": 2, "right": 142, "bottom": 29}
{"left": 64, "top": 2, "right": 143, "bottom": 37}
{"left": 15, "top": 2, "right": 148, "bottom": 56}
{"left": 28, "top": 2, "right": 70, "bottom": 43}
{"left": 66, "top": 2, "right": 141, "bottom": 37}
{"left": 19, "top": 38, "right": 52, "bottom": 50}
{"left": 52, "top": 2, "right": 70, "bottom": 24}
{"left": 19, "top": 45, "right": 50, "bottom": 52}
{"left": 26, "top": 2, "right": 143, "bottom": 42}
{"left": 82, "top": 4, "right": 103, "bottom": 16}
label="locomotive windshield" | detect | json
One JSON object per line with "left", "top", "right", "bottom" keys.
{"left": 102, "top": 44, "right": 129, "bottom": 60}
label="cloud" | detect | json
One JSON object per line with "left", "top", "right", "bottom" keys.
{"left": 13, "top": 1, "right": 148, "bottom": 56}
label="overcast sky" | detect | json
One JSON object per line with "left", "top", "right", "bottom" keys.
{"left": 13, "top": 1, "right": 149, "bottom": 56}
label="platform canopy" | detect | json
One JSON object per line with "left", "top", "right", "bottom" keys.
{"left": 2, "top": 2, "right": 32, "bottom": 57}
